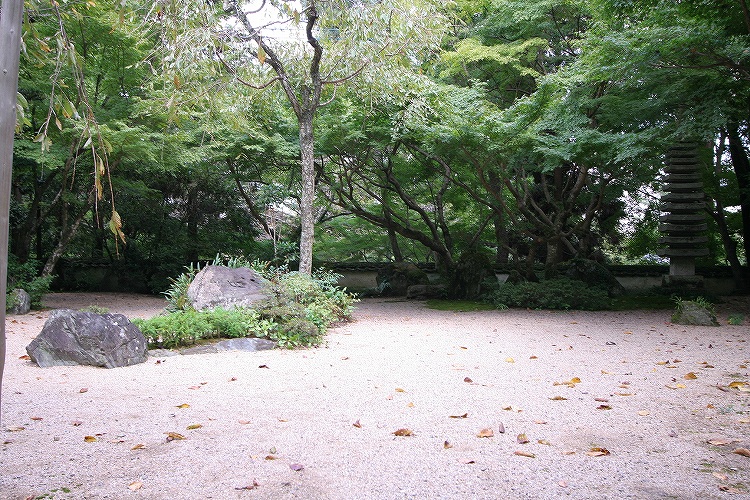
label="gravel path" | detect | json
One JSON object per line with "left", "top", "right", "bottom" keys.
{"left": 2, "top": 293, "right": 749, "bottom": 499}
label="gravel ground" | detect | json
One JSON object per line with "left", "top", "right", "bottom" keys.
{"left": 1, "top": 293, "right": 750, "bottom": 499}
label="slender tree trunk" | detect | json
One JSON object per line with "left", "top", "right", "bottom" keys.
{"left": 42, "top": 191, "right": 95, "bottom": 277}
{"left": 0, "top": 0, "right": 25, "bottom": 425}
{"left": 298, "top": 110, "right": 316, "bottom": 275}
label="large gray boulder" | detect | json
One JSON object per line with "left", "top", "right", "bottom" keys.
{"left": 26, "top": 309, "right": 148, "bottom": 368}
{"left": 8, "top": 288, "right": 31, "bottom": 315}
{"left": 187, "top": 265, "right": 271, "bottom": 311}
{"left": 671, "top": 301, "right": 720, "bottom": 327}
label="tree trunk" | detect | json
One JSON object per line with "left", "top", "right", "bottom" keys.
{"left": 298, "top": 110, "right": 316, "bottom": 275}
{"left": 42, "top": 191, "right": 95, "bottom": 277}
{"left": 0, "top": 0, "right": 25, "bottom": 425}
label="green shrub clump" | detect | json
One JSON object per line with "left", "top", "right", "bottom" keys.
{"left": 5, "top": 256, "right": 53, "bottom": 311}
{"left": 139, "top": 262, "right": 357, "bottom": 349}
{"left": 489, "top": 277, "right": 610, "bottom": 310}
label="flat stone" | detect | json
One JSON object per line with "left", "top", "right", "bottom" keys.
{"left": 187, "top": 265, "right": 271, "bottom": 311}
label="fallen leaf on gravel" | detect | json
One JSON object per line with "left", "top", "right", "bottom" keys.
{"left": 549, "top": 396, "right": 567, "bottom": 401}
{"left": 623, "top": 331, "right": 632, "bottom": 335}
{"left": 84, "top": 436, "right": 97, "bottom": 442}
{"left": 235, "top": 481, "right": 260, "bottom": 490}
{"left": 459, "top": 458, "right": 475, "bottom": 464}
{"left": 229, "top": 377, "right": 237, "bottom": 381}
{"left": 449, "top": 413, "right": 468, "bottom": 419}
{"left": 637, "top": 410, "right": 650, "bottom": 416}
{"left": 19, "top": 355, "right": 30, "bottom": 360}
{"left": 616, "top": 392, "right": 633, "bottom": 396}
{"left": 187, "top": 424, "right": 202, "bottom": 430}
{"left": 265, "top": 455, "right": 277, "bottom": 460}
{"left": 289, "top": 463, "right": 304, "bottom": 471}
{"left": 128, "top": 481, "right": 143, "bottom": 491}
{"left": 529, "top": 355, "right": 538, "bottom": 359}
{"left": 407, "top": 402, "right": 415, "bottom": 408}
{"left": 498, "top": 423, "right": 505, "bottom": 434}
{"left": 395, "top": 388, "right": 405, "bottom": 393}
{"left": 503, "top": 406, "right": 513, "bottom": 411}
{"left": 353, "top": 420, "right": 362, "bottom": 428}
{"left": 188, "top": 386, "right": 201, "bottom": 390}
{"left": 713, "top": 472, "right": 729, "bottom": 481}
{"left": 559, "top": 481, "right": 568, "bottom": 488}
{"left": 707, "top": 439, "right": 733, "bottom": 446}
{"left": 463, "top": 377, "right": 473, "bottom": 383}
{"left": 505, "top": 357, "right": 515, "bottom": 363}
{"left": 79, "top": 388, "right": 88, "bottom": 393}
{"left": 477, "top": 428, "right": 494, "bottom": 438}
{"left": 393, "top": 428, "right": 413, "bottom": 436}
{"left": 684, "top": 372, "right": 698, "bottom": 380}
{"left": 665, "top": 383, "right": 686, "bottom": 389}
{"left": 238, "top": 420, "right": 251, "bottom": 425}
{"left": 6, "top": 426, "right": 25, "bottom": 432}
{"left": 601, "top": 370, "right": 612, "bottom": 374}
{"left": 30, "top": 417, "right": 42, "bottom": 421}
{"left": 517, "top": 433, "right": 529, "bottom": 444}
{"left": 131, "top": 444, "right": 145, "bottom": 450}
{"left": 594, "top": 398, "right": 608, "bottom": 403}
{"left": 719, "top": 485, "right": 743, "bottom": 493}
{"left": 728, "top": 381, "right": 748, "bottom": 389}
{"left": 739, "top": 418, "right": 750, "bottom": 424}
{"left": 586, "top": 447, "right": 610, "bottom": 457}
{"left": 538, "top": 439, "right": 552, "bottom": 446}
{"left": 70, "top": 420, "right": 82, "bottom": 426}
{"left": 562, "top": 450, "right": 576, "bottom": 455}
{"left": 277, "top": 418, "right": 288, "bottom": 422}
{"left": 733, "top": 448, "right": 750, "bottom": 457}
{"left": 514, "top": 450, "right": 535, "bottom": 458}
{"left": 597, "top": 405, "right": 612, "bottom": 410}
{"left": 165, "top": 432, "right": 185, "bottom": 441}
{"left": 444, "top": 440, "right": 453, "bottom": 449}
{"left": 155, "top": 360, "right": 162, "bottom": 365}
{"left": 657, "top": 361, "right": 669, "bottom": 366}
{"left": 258, "top": 365, "right": 269, "bottom": 369}
{"left": 535, "top": 420, "right": 547, "bottom": 425}
{"left": 175, "top": 403, "right": 190, "bottom": 409}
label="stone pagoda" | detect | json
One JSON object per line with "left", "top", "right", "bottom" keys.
{"left": 657, "top": 143, "right": 709, "bottom": 291}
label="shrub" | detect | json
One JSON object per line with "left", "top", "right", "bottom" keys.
{"left": 5, "top": 256, "right": 53, "bottom": 311}
{"left": 489, "top": 278, "right": 610, "bottom": 310}
{"left": 140, "top": 261, "right": 357, "bottom": 349}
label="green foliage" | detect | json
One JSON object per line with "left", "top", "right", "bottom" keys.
{"left": 5, "top": 257, "right": 53, "bottom": 310}
{"left": 489, "top": 278, "right": 610, "bottom": 310}
{"left": 142, "top": 263, "right": 357, "bottom": 349}
{"left": 425, "top": 300, "right": 497, "bottom": 312}
{"left": 163, "top": 264, "right": 201, "bottom": 312}
{"left": 79, "top": 305, "right": 110, "bottom": 314}
{"left": 728, "top": 314, "right": 745, "bottom": 326}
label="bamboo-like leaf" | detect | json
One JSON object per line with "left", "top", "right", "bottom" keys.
{"left": 258, "top": 44, "right": 266, "bottom": 66}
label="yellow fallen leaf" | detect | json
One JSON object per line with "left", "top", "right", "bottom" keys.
{"left": 537, "top": 439, "right": 552, "bottom": 446}
{"left": 623, "top": 331, "right": 632, "bottom": 335}
{"left": 562, "top": 450, "right": 576, "bottom": 455}
{"left": 128, "top": 481, "right": 143, "bottom": 491}
{"left": 733, "top": 448, "right": 750, "bottom": 457}
{"left": 516, "top": 433, "right": 529, "bottom": 444}
{"left": 176, "top": 403, "right": 190, "bottom": 409}
{"left": 395, "top": 388, "right": 405, "bottom": 393}
{"left": 187, "top": 424, "right": 202, "bottom": 430}
{"left": 165, "top": 432, "right": 185, "bottom": 441}
{"left": 407, "top": 402, "right": 415, "bottom": 408}
{"left": 657, "top": 361, "right": 668, "bottom": 365}
{"left": 449, "top": 413, "right": 469, "bottom": 419}
{"left": 738, "top": 418, "right": 750, "bottom": 424}
{"left": 549, "top": 396, "right": 567, "bottom": 401}
{"left": 6, "top": 426, "right": 25, "bottom": 432}
{"left": 683, "top": 372, "right": 698, "bottom": 380}
{"left": 131, "top": 444, "right": 145, "bottom": 450}
{"left": 637, "top": 410, "right": 650, "bottom": 416}
{"left": 665, "top": 383, "right": 686, "bottom": 389}
{"left": 601, "top": 370, "right": 612, "bottom": 375}
{"left": 713, "top": 472, "right": 729, "bottom": 481}
{"left": 84, "top": 436, "right": 97, "bottom": 442}
{"left": 443, "top": 440, "right": 453, "bottom": 449}
{"left": 586, "top": 447, "right": 610, "bottom": 457}
{"left": 707, "top": 439, "right": 732, "bottom": 446}
{"left": 505, "top": 357, "right": 515, "bottom": 363}
{"left": 393, "top": 428, "right": 413, "bottom": 436}
{"left": 514, "top": 450, "right": 535, "bottom": 458}
{"left": 238, "top": 419, "right": 251, "bottom": 425}
{"left": 616, "top": 392, "right": 633, "bottom": 396}
{"left": 477, "top": 428, "right": 494, "bottom": 438}
{"left": 728, "top": 381, "right": 748, "bottom": 388}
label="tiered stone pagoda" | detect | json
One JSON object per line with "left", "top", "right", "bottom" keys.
{"left": 657, "top": 143, "right": 709, "bottom": 291}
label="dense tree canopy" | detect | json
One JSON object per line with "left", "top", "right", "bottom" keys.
{"left": 4, "top": 0, "right": 749, "bottom": 296}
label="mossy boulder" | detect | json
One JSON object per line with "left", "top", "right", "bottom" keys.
{"left": 671, "top": 301, "right": 719, "bottom": 326}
